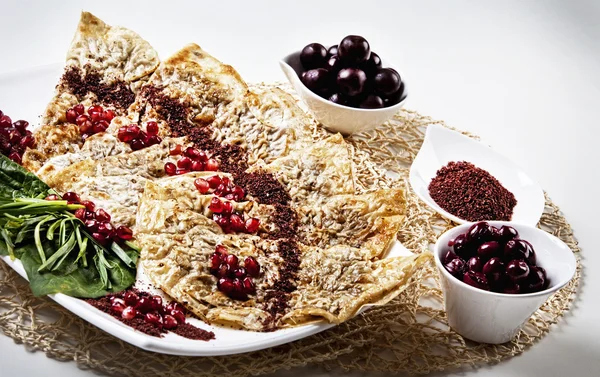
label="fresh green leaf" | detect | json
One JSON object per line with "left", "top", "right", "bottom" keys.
{"left": 18, "top": 243, "right": 135, "bottom": 298}
{"left": 0, "top": 155, "right": 50, "bottom": 199}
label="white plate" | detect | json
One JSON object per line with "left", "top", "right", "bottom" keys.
{"left": 0, "top": 63, "right": 414, "bottom": 356}
{"left": 409, "top": 124, "right": 545, "bottom": 226}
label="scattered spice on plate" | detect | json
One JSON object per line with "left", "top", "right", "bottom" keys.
{"left": 86, "top": 289, "right": 215, "bottom": 341}
{"left": 428, "top": 161, "right": 517, "bottom": 222}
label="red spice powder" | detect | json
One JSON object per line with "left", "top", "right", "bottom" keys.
{"left": 428, "top": 161, "right": 517, "bottom": 222}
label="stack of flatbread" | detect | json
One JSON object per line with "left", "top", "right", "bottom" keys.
{"left": 22, "top": 12, "right": 427, "bottom": 331}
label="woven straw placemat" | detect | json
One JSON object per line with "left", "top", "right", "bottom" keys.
{"left": 0, "top": 101, "right": 580, "bottom": 376}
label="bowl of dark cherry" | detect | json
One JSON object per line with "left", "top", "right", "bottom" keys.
{"left": 434, "top": 221, "right": 576, "bottom": 344}
{"left": 280, "top": 35, "right": 407, "bottom": 134}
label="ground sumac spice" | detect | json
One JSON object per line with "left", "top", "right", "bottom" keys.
{"left": 428, "top": 161, "right": 517, "bottom": 221}
{"left": 61, "top": 66, "right": 135, "bottom": 110}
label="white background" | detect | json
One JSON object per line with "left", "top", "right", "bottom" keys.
{"left": 1, "top": 0, "right": 599, "bottom": 376}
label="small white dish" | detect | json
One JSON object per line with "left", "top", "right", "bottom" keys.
{"left": 409, "top": 124, "right": 545, "bottom": 226}
{"left": 433, "top": 221, "right": 576, "bottom": 344}
{"left": 279, "top": 51, "right": 407, "bottom": 135}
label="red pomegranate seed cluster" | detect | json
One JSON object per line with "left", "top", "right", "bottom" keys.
{"left": 65, "top": 104, "right": 115, "bottom": 141}
{"left": 442, "top": 221, "right": 549, "bottom": 294}
{"left": 194, "top": 175, "right": 245, "bottom": 201}
{"left": 209, "top": 197, "right": 260, "bottom": 234}
{"left": 48, "top": 192, "right": 133, "bottom": 246}
{"left": 165, "top": 145, "right": 219, "bottom": 176}
{"left": 117, "top": 121, "right": 162, "bottom": 151}
{"left": 210, "top": 245, "right": 261, "bottom": 300}
{"left": 0, "top": 110, "right": 35, "bottom": 164}
{"left": 109, "top": 291, "right": 187, "bottom": 330}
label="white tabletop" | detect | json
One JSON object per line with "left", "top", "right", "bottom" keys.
{"left": 1, "top": 0, "right": 599, "bottom": 376}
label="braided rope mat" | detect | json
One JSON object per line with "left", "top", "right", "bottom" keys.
{"left": 0, "top": 102, "right": 581, "bottom": 376}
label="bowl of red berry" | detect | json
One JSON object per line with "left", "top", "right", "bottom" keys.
{"left": 280, "top": 35, "right": 407, "bottom": 135}
{"left": 434, "top": 221, "right": 576, "bottom": 344}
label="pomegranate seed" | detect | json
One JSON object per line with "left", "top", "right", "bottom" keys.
{"left": 145, "top": 312, "right": 163, "bottom": 326}
{"left": 191, "top": 161, "right": 204, "bottom": 171}
{"left": 221, "top": 177, "right": 231, "bottom": 187}
{"left": 245, "top": 218, "right": 260, "bottom": 233}
{"left": 244, "top": 256, "right": 260, "bottom": 277}
{"left": 234, "top": 267, "right": 246, "bottom": 279}
{"left": 209, "top": 197, "right": 224, "bottom": 213}
{"left": 194, "top": 178, "right": 210, "bottom": 194}
{"left": 224, "top": 193, "right": 236, "bottom": 201}
{"left": 225, "top": 254, "right": 239, "bottom": 269}
{"left": 222, "top": 201, "right": 233, "bottom": 215}
{"left": 146, "top": 135, "right": 162, "bottom": 145}
{"left": 9, "top": 130, "right": 21, "bottom": 144}
{"left": 74, "top": 208, "right": 87, "bottom": 220}
{"left": 121, "top": 306, "right": 137, "bottom": 320}
{"left": 210, "top": 253, "right": 223, "bottom": 270}
{"left": 242, "top": 277, "right": 255, "bottom": 294}
{"left": 8, "top": 151, "right": 21, "bottom": 164}
{"left": 146, "top": 121, "right": 159, "bottom": 135}
{"left": 205, "top": 158, "right": 219, "bottom": 171}
{"left": 92, "top": 232, "right": 108, "bottom": 245}
{"left": 215, "top": 215, "right": 230, "bottom": 231}
{"left": 215, "top": 245, "right": 228, "bottom": 256}
{"left": 85, "top": 219, "right": 99, "bottom": 232}
{"left": 13, "top": 120, "right": 28, "bottom": 134}
{"left": 66, "top": 109, "right": 78, "bottom": 123}
{"left": 206, "top": 175, "right": 222, "bottom": 188}
{"left": 90, "top": 111, "right": 103, "bottom": 123}
{"left": 19, "top": 135, "right": 35, "bottom": 148}
{"left": 80, "top": 200, "right": 95, "bottom": 212}
{"left": 127, "top": 124, "right": 141, "bottom": 138}
{"left": 175, "top": 168, "right": 189, "bottom": 175}
{"left": 130, "top": 138, "right": 146, "bottom": 151}
{"left": 95, "top": 208, "right": 111, "bottom": 222}
{"left": 216, "top": 183, "right": 230, "bottom": 195}
{"left": 110, "top": 298, "right": 126, "bottom": 314}
{"left": 169, "top": 144, "right": 183, "bottom": 155}
{"left": 170, "top": 309, "right": 186, "bottom": 324}
{"left": 184, "top": 147, "right": 201, "bottom": 159}
{"left": 45, "top": 194, "right": 59, "bottom": 201}
{"left": 0, "top": 140, "right": 11, "bottom": 153}
{"left": 117, "top": 126, "right": 131, "bottom": 142}
{"left": 230, "top": 214, "right": 245, "bottom": 232}
{"left": 88, "top": 105, "right": 103, "bottom": 114}
{"left": 163, "top": 315, "right": 178, "bottom": 329}
{"left": 164, "top": 162, "right": 177, "bottom": 175}
{"left": 97, "top": 222, "right": 114, "bottom": 236}
{"left": 84, "top": 210, "right": 95, "bottom": 220}
{"left": 177, "top": 156, "right": 192, "bottom": 169}
{"left": 102, "top": 109, "right": 115, "bottom": 122}
{"left": 75, "top": 114, "right": 89, "bottom": 126}
{"left": 232, "top": 186, "right": 245, "bottom": 201}
{"left": 217, "top": 278, "right": 234, "bottom": 294}
{"left": 0, "top": 115, "right": 12, "bottom": 128}
{"left": 196, "top": 150, "right": 208, "bottom": 162}
{"left": 116, "top": 225, "right": 133, "bottom": 240}
{"left": 136, "top": 297, "right": 154, "bottom": 313}
{"left": 80, "top": 120, "right": 94, "bottom": 135}
{"left": 123, "top": 292, "right": 139, "bottom": 306}
{"left": 62, "top": 192, "right": 81, "bottom": 203}
{"left": 93, "top": 121, "right": 109, "bottom": 134}
{"left": 217, "top": 263, "right": 230, "bottom": 278}
{"left": 151, "top": 295, "right": 163, "bottom": 311}
{"left": 73, "top": 104, "right": 85, "bottom": 115}
{"left": 232, "top": 278, "right": 244, "bottom": 294}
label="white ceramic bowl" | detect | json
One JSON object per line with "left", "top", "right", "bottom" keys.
{"left": 434, "top": 221, "right": 577, "bottom": 344}
{"left": 279, "top": 50, "right": 407, "bottom": 135}
{"left": 409, "top": 124, "right": 545, "bottom": 226}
